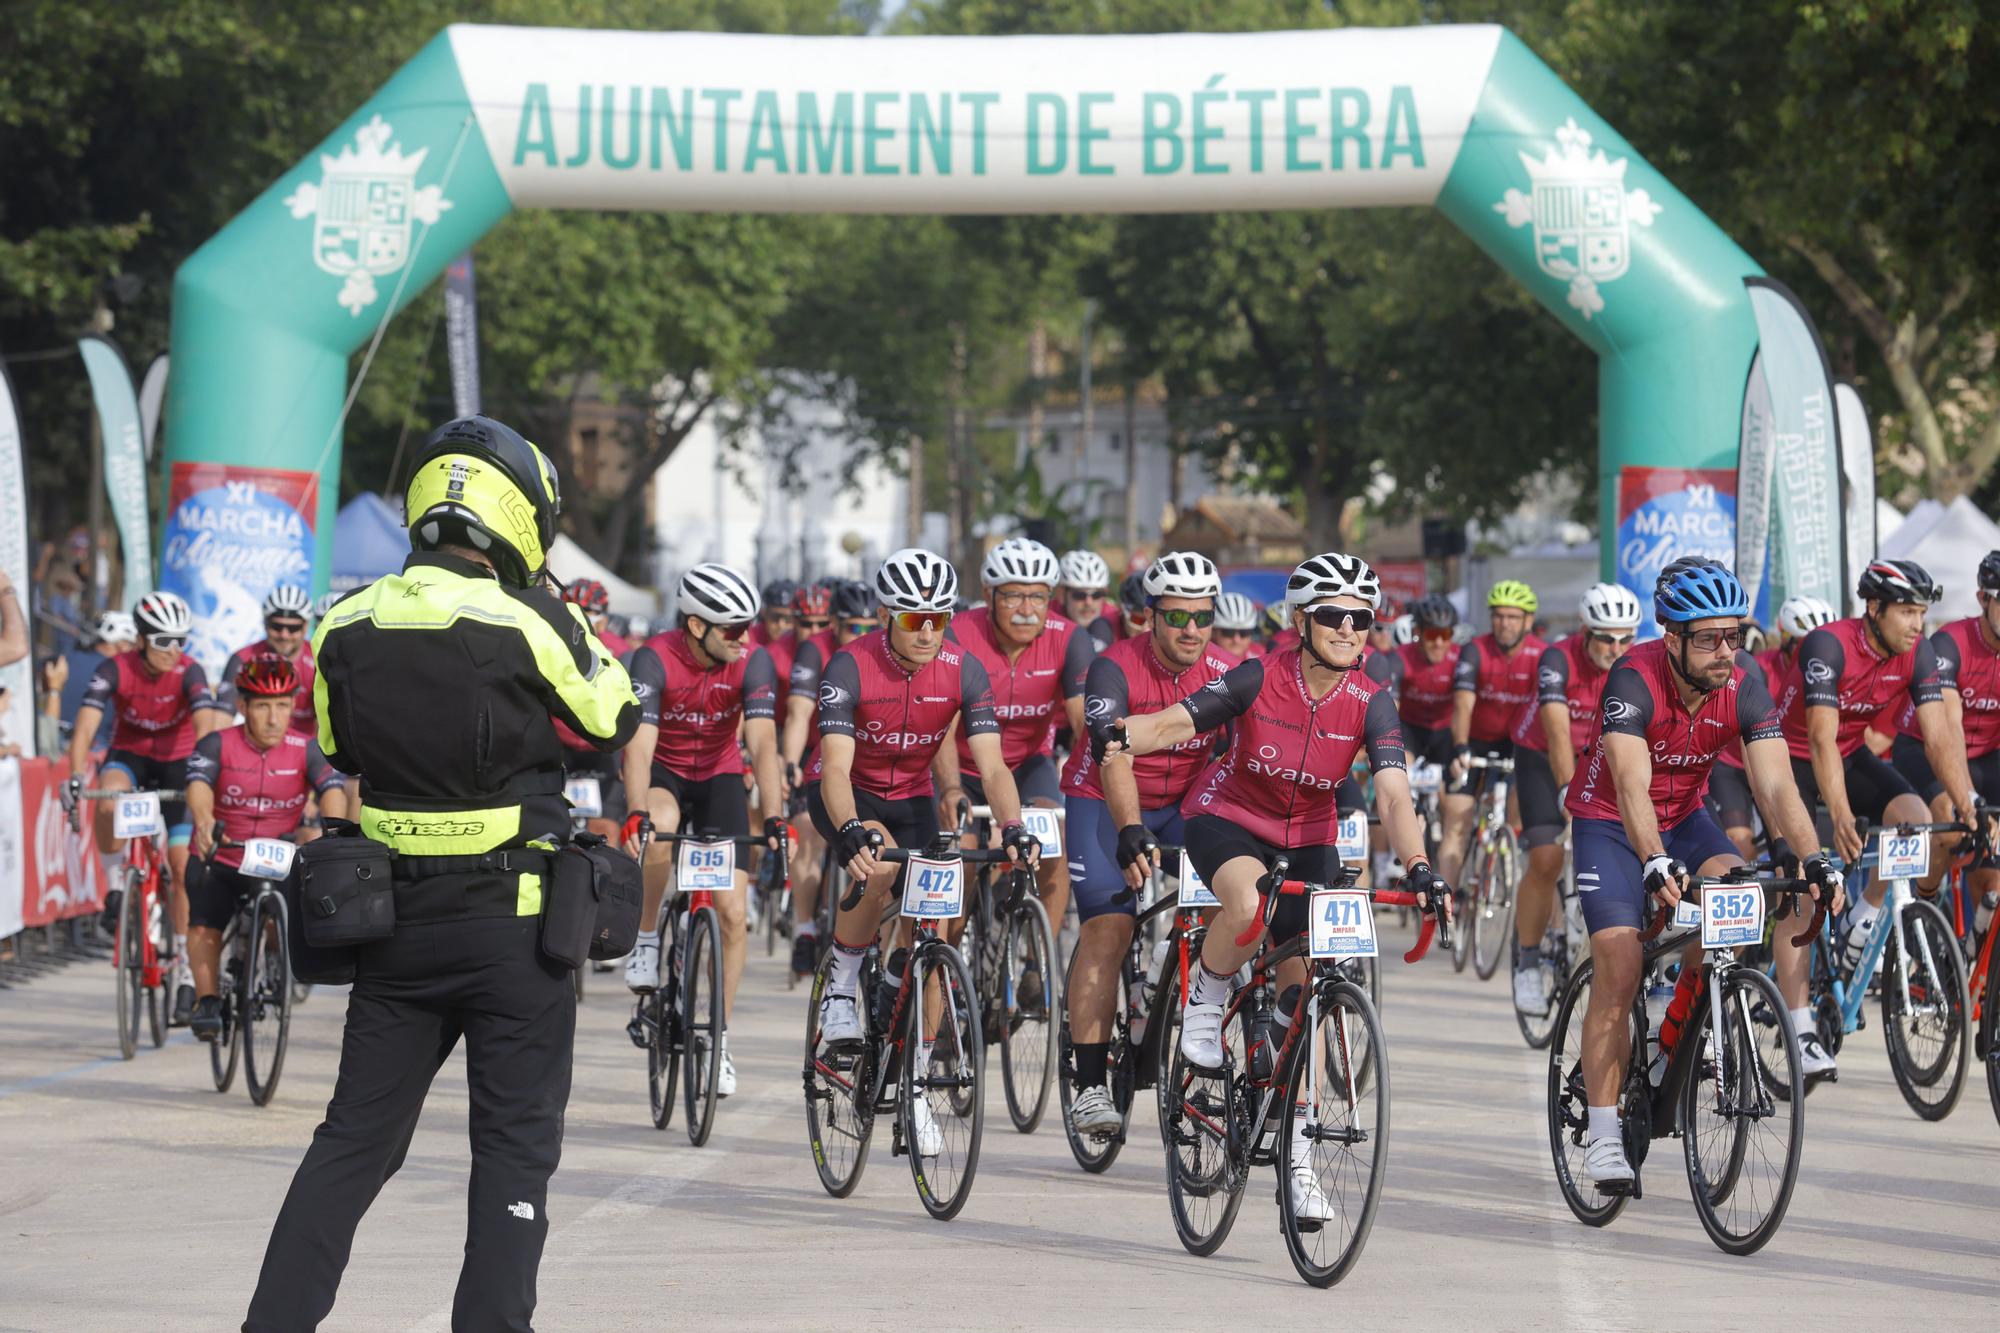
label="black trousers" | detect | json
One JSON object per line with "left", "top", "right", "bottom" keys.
{"left": 244, "top": 904, "right": 574, "bottom": 1332}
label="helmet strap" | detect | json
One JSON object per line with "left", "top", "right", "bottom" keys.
{"left": 1861, "top": 606, "right": 1897, "bottom": 658}
{"left": 1665, "top": 632, "right": 1721, "bottom": 697}
{"left": 1299, "top": 618, "right": 1353, "bottom": 676}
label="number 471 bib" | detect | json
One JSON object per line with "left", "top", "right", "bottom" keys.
{"left": 1310, "top": 890, "right": 1378, "bottom": 959}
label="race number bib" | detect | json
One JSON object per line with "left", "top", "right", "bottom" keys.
{"left": 1309, "top": 890, "right": 1379, "bottom": 960}
{"left": 1408, "top": 762, "right": 1443, "bottom": 796}
{"left": 1671, "top": 896, "right": 1703, "bottom": 932}
{"left": 1877, "top": 830, "right": 1930, "bottom": 881}
{"left": 901, "top": 856, "right": 965, "bottom": 919}
{"left": 112, "top": 792, "right": 164, "bottom": 839}
{"left": 1177, "top": 855, "right": 1220, "bottom": 907}
{"left": 677, "top": 839, "right": 736, "bottom": 893}
{"left": 1701, "top": 884, "right": 1765, "bottom": 950}
{"left": 1021, "top": 807, "right": 1063, "bottom": 858}
{"left": 564, "top": 775, "right": 604, "bottom": 819}
{"left": 1335, "top": 812, "right": 1369, "bottom": 866}
{"left": 239, "top": 838, "right": 297, "bottom": 881}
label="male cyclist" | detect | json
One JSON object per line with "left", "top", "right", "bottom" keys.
{"left": 1442, "top": 580, "right": 1545, "bottom": 892}
{"left": 1508, "top": 583, "right": 1640, "bottom": 1016}
{"left": 1116, "top": 571, "right": 1150, "bottom": 641}
{"left": 1060, "top": 549, "right": 1118, "bottom": 649}
{"left": 219, "top": 586, "right": 318, "bottom": 734}
{"left": 1363, "top": 593, "right": 1460, "bottom": 770}
{"left": 1566, "top": 559, "right": 1842, "bottom": 1188}
{"left": 555, "top": 580, "right": 630, "bottom": 842}
{"left": 184, "top": 655, "right": 349, "bottom": 1040}
{"left": 621, "top": 563, "right": 786, "bottom": 1098}
{"left": 1060, "top": 550, "right": 1234, "bottom": 1134}
{"left": 1212, "top": 591, "right": 1263, "bottom": 660}
{"left": 1708, "top": 595, "right": 1834, "bottom": 858}
{"left": 750, "top": 578, "right": 797, "bottom": 650}
{"left": 68, "top": 590, "right": 228, "bottom": 1024}
{"left": 564, "top": 579, "right": 630, "bottom": 656}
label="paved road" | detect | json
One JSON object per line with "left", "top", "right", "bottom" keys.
{"left": 2, "top": 921, "right": 1994, "bottom": 1330}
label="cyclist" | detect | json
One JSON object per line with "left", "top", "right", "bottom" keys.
{"left": 1708, "top": 595, "right": 1834, "bottom": 858}
{"left": 184, "top": 655, "right": 348, "bottom": 1040}
{"left": 67, "top": 590, "right": 228, "bottom": 1025}
{"left": 808, "top": 549, "right": 1043, "bottom": 1158}
{"left": 1565, "top": 558, "right": 1842, "bottom": 1188}
{"left": 311, "top": 590, "right": 345, "bottom": 623}
{"left": 1779, "top": 559, "right": 1974, "bottom": 967}
{"left": 1060, "top": 549, "right": 1118, "bottom": 649}
{"left": 751, "top": 578, "right": 797, "bottom": 649}
{"left": 1105, "top": 551, "right": 1446, "bottom": 1221}
{"left": 1390, "top": 612, "right": 1416, "bottom": 647}
{"left": 621, "top": 563, "right": 786, "bottom": 1098}
{"left": 1363, "top": 593, "right": 1461, "bottom": 771}
{"left": 1508, "top": 582, "right": 1640, "bottom": 1015}
{"left": 555, "top": 580, "right": 630, "bottom": 841}
{"left": 1060, "top": 550, "right": 1235, "bottom": 1133}
{"left": 1366, "top": 600, "right": 1398, "bottom": 656}
{"left": 1213, "top": 591, "right": 1263, "bottom": 660}
{"left": 1111, "top": 570, "right": 1150, "bottom": 641}
{"left": 1260, "top": 601, "right": 1297, "bottom": 654}
{"left": 218, "top": 586, "right": 318, "bottom": 733}
{"left": 563, "top": 578, "right": 629, "bottom": 656}
{"left": 1442, "top": 581, "right": 1545, "bottom": 893}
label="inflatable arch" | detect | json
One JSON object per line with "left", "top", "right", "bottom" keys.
{"left": 165, "top": 23, "right": 1763, "bottom": 659}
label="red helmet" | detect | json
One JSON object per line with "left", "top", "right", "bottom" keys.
{"left": 237, "top": 653, "right": 299, "bottom": 699}
{"left": 791, "top": 582, "right": 833, "bottom": 616}
{"left": 564, "top": 578, "right": 610, "bottom": 616}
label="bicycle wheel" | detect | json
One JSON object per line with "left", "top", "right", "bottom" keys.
{"left": 1058, "top": 946, "right": 1127, "bottom": 1174}
{"left": 244, "top": 892, "right": 292, "bottom": 1107}
{"left": 682, "top": 907, "right": 724, "bottom": 1147}
{"left": 146, "top": 879, "right": 169, "bottom": 1049}
{"left": 211, "top": 949, "right": 241, "bottom": 1093}
{"left": 1279, "top": 977, "right": 1388, "bottom": 1287}
{"left": 906, "top": 941, "right": 982, "bottom": 1220}
{"left": 1001, "top": 897, "right": 1057, "bottom": 1134}
{"left": 1546, "top": 959, "right": 1632, "bottom": 1227}
{"left": 1471, "top": 829, "right": 1519, "bottom": 981}
{"left": 802, "top": 944, "right": 872, "bottom": 1196}
{"left": 1682, "top": 967, "right": 1803, "bottom": 1256}
{"left": 1162, "top": 1004, "right": 1249, "bottom": 1256}
{"left": 1880, "top": 897, "right": 1968, "bottom": 1121}
{"left": 1332, "top": 960, "right": 1379, "bottom": 1093}
{"left": 646, "top": 988, "right": 678, "bottom": 1131}
{"left": 115, "top": 876, "right": 141, "bottom": 1061}
{"left": 1981, "top": 946, "right": 2000, "bottom": 1130}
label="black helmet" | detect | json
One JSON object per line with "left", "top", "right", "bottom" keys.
{"left": 1978, "top": 550, "right": 2000, "bottom": 594}
{"left": 831, "top": 579, "right": 875, "bottom": 620}
{"left": 761, "top": 577, "right": 799, "bottom": 610}
{"left": 1410, "top": 594, "right": 1457, "bottom": 630}
{"left": 1857, "top": 558, "right": 1941, "bottom": 606}
{"left": 404, "top": 416, "right": 560, "bottom": 588}
{"left": 1118, "top": 571, "right": 1147, "bottom": 612}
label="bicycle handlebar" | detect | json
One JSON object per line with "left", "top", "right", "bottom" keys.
{"left": 1233, "top": 861, "right": 1445, "bottom": 964}
{"left": 1638, "top": 872, "right": 1825, "bottom": 947}
{"left": 837, "top": 833, "right": 1020, "bottom": 911}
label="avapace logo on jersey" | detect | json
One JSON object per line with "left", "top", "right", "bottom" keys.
{"left": 1602, "top": 695, "right": 1640, "bottom": 726}
{"left": 992, "top": 701, "right": 1054, "bottom": 721}
{"left": 1650, "top": 737, "right": 1719, "bottom": 768}
{"left": 866, "top": 727, "right": 951, "bottom": 750}
{"left": 1247, "top": 744, "right": 1335, "bottom": 790}
{"left": 1804, "top": 658, "right": 1835, "bottom": 685}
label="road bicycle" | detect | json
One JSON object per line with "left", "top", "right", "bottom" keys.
{"left": 199, "top": 831, "right": 294, "bottom": 1106}
{"left": 956, "top": 801, "right": 1059, "bottom": 1135}
{"left": 1547, "top": 867, "right": 1824, "bottom": 1255}
{"left": 1514, "top": 828, "right": 1587, "bottom": 1050}
{"left": 72, "top": 785, "right": 181, "bottom": 1060}
{"left": 1452, "top": 754, "right": 1519, "bottom": 979}
{"left": 762, "top": 820, "right": 799, "bottom": 960}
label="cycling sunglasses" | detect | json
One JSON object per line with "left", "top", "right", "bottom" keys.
{"left": 891, "top": 610, "right": 951, "bottom": 633}
{"left": 1589, "top": 631, "right": 1637, "bottom": 648}
{"left": 1307, "top": 606, "right": 1375, "bottom": 632}
{"left": 1679, "top": 626, "right": 1743, "bottom": 653}
{"left": 1420, "top": 627, "right": 1454, "bottom": 643}
{"left": 1064, "top": 587, "right": 1105, "bottom": 601}
{"left": 799, "top": 616, "right": 831, "bottom": 632}
{"left": 146, "top": 632, "right": 190, "bottom": 652}
{"left": 842, "top": 619, "right": 875, "bottom": 636}
{"left": 706, "top": 621, "right": 750, "bottom": 642}
{"left": 265, "top": 618, "right": 307, "bottom": 635}
{"left": 1156, "top": 608, "right": 1214, "bottom": 629}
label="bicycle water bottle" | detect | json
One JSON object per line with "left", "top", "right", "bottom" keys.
{"left": 1649, "top": 968, "right": 1703, "bottom": 1087}
{"left": 1978, "top": 890, "right": 1997, "bottom": 938}
{"left": 872, "top": 948, "right": 910, "bottom": 1034}
{"left": 1246, "top": 985, "right": 1275, "bottom": 1083}
{"left": 1128, "top": 976, "right": 1151, "bottom": 1048}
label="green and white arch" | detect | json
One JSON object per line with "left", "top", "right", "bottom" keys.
{"left": 166, "top": 23, "right": 1762, "bottom": 660}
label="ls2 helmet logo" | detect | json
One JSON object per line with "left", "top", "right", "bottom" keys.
{"left": 285, "top": 115, "right": 455, "bottom": 316}
{"left": 1493, "top": 118, "right": 1662, "bottom": 320}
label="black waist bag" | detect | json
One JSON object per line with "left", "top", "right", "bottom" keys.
{"left": 541, "top": 833, "right": 643, "bottom": 969}
{"left": 295, "top": 824, "right": 397, "bottom": 949}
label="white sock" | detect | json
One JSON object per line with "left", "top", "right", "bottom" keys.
{"left": 1290, "top": 1103, "right": 1313, "bottom": 1166}
{"left": 916, "top": 1036, "right": 934, "bottom": 1073}
{"left": 1847, "top": 897, "right": 1881, "bottom": 930}
{"left": 1789, "top": 1007, "right": 1814, "bottom": 1038}
{"left": 797, "top": 918, "right": 817, "bottom": 938}
{"left": 104, "top": 850, "right": 127, "bottom": 882}
{"left": 828, "top": 941, "right": 864, "bottom": 997}
{"left": 1190, "top": 961, "right": 1233, "bottom": 1008}
{"left": 1587, "top": 1105, "right": 1620, "bottom": 1143}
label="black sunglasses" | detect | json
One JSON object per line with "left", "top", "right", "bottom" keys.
{"left": 1307, "top": 606, "right": 1375, "bottom": 632}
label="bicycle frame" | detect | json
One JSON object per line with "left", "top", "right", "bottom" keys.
{"left": 1822, "top": 826, "right": 1964, "bottom": 1037}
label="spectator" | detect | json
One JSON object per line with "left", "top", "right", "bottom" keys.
{"left": 0, "top": 565, "right": 26, "bottom": 668}
{"left": 36, "top": 655, "right": 67, "bottom": 758}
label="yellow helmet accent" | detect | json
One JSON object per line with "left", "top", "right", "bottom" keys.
{"left": 406, "top": 451, "right": 549, "bottom": 580}
{"left": 1487, "top": 579, "right": 1538, "bottom": 613}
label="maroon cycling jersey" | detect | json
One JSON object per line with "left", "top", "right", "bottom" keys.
{"left": 807, "top": 631, "right": 999, "bottom": 800}
{"left": 79, "top": 650, "right": 221, "bottom": 761}
{"left": 1778, "top": 617, "right": 1942, "bottom": 761}
{"left": 1893, "top": 616, "right": 2000, "bottom": 756}
{"left": 1514, "top": 636, "right": 1609, "bottom": 755}
{"left": 220, "top": 640, "right": 318, "bottom": 735}
{"left": 786, "top": 628, "right": 844, "bottom": 759}
{"left": 1062, "top": 634, "right": 1236, "bottom": 808}
{"left": 1179, "top": 648, "right": 1405, "bottom": 847}
{"left": 1453, "top": 631, "right": 1548, "bottom": 743}
{"left": 187, "top": 726, "right": 344, "bottom": 870}
{"left": 948, "top": 606, "right": 1094, "bottom": 769}
{"left": 629, "top": 631, "right": 778, "bottom": 779}
{"left": 1364, "top": 641, "right": 1459, "bottom": 731}
{"left": 1567, "top": 639, "right": 1782, "bottom": 828}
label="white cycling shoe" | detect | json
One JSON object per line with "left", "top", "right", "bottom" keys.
{"left": 1798, "top": 1033, "right": 1838, "bottom": 1086}
{"left": 1512, "top": 966, "right": 1550, "bottom": 1017}
{"left": 1585, "top": 1136, "right": 1635, "bottom": 1192}
{"left": 1289, "top": 1163, "right": 1336, "bottom": 1226}
{"left": 716, "top": 1048, "right": 737, "bottom": 1098}
{"left": 818, "top": 994, "right": 864, "bottom": 1047}
{"left": 909, "top": 1095, "right": 944, "bottom": 1157}
{"left": 1179, "top": 1003, "right": 1227, "bottom": 1069}
{"left": 1069, "top": 1085, "right": 1122, "bottom": 1135}
{"left": 623, "top": 939, "right": 661, "bottom": 993}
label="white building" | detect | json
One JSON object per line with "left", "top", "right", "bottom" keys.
{"left": 1012, "top": 394, "right": 1215, "bottom": 556}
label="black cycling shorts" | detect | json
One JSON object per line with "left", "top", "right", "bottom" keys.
{"left": 1789, "top": 749, "right": 1915, "bottom": 825}
{"left": 650, "top": 765, "right": 750, "bottom": 839}
{"left": 1451, "top": 738, "right": 1515, "bottom": 801}
{"left": 100, "top": 749, "right": 191, "bottom": 839}
{"left": 1891, "top": 732, "right": 2000, "bottom": 808}
{"left": 1335, "top": 777, "right": 1366, "bottom": 817}
{"left": 1183, "top": 814, "right": 1343, "bottom": 945}
{"left": 804, "top": 782, "right": 940, "bottom": 854}
{"left": 1401, "top": 721, "right": 1456, "bottom": 769}
{"left": 1705, "top": 760, "right": 1756, "bottom": 828}
{"left": 184, "top": 859, "right": 265, "bottom": 931}
{"left": 1513, "top": 747, "right": 1565, "bottom": 848}
{"left": 960, "top": 751, "right": 1063, "bottom": 809}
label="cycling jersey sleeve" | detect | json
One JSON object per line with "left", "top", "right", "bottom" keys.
{"left": 184, "top": 661, "right": 227, "bottom": 713}
{"left": 186, "top": 731, "right": 224, "bottom": 788}
{"left": 1536, "top": 644, "right": 1571, "bottom": 706}
{"left": 1598, "top": 665, "right": 1654, "bottom": 738}
{"left": 628, "top": 646, "right": 666, "bottom": 728}
{"left": 1363, "top": 650, "right": 1400, "bottom": 689}
{"left": 1363, "top": 688, "right": 1406, "bottom": 772}
{"left": 1736, "top": 666, "right": 1782, "bottom": 742}
{"left": 77, "top": 658, "right": 119, "bottom": 714}
{"left": 1452, "top": 639, "right": 1483, "bottom": 694}
{"left": 307, "top": 741, "right": 345, "bottom": 795}
{"left": 816, "top": 650, "right": 862, "bottom": 740}
{"left": 1081, "top": 654, "right": 1131, "bottom": 747}
{"left": 1798, "top": 628, "right": 1844, "bottom": 710}
{"left": 1180, "top": 658, "right": 1264, "bottom": 735}
{"left": 789, "top": 639, "right": 825, "bottom": 694}
{"left": 1932, "top": 628, "right": 1962, "bottom": 692}
{"left": 1907, "top": 635, "right": 1944, "bottom": 708}
{"left": 742, "top": 647, "right": 779, "bottom": 722}
{"left": 1061, "top": 623, "right": 1096, "bottom": 698}
{"left": 216, "top": 649, "right": 246, "bottom": 713}
{"left": 1734, "top": 648, "right": 1767, "bottom": 694}
{"left": 959, "top": 653, "right": 1000, "bottom": 736}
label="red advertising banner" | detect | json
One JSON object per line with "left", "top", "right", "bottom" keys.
{"left": 1374, "top": 560, "right": 1429, "bottom": 611}
{"left": 5, "top": 757, "right": 108, "bottom": 931}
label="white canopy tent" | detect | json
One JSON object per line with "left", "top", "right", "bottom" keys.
{"left": 547, "top": 535, "right": 659, "bottom": 618}
{"left": 1878, "top": 496, "right": 2000, "bottom": 622}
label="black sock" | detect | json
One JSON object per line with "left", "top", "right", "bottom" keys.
{"left": 1073, "top": 1041, "right": 1109, "bottom": 1089}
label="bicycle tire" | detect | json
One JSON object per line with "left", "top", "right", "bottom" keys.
{"left": 1545, "top": 959, "right": 1632, "bottom": 1228}
{"left": 244, "top": 891, "right": 291, "bottom": 1107}
{"left": 646, "top": 988, "right": 677, "bottom": 1131}
{"left": 1880, "top": 897, "right": 1968, "bottom": 1121}
{"left": 1279, "top": 977, "right": 1388, "bottom": 1287}
{"left": 802, "top": 945, "right": 872, "bottom": 1196}
{"left": 1057, "top": 944, "right": 1127, "bottom": 1174}
{"left": 683, "top": 907, "right": 724, "bottom": 1147}
{"left": 1981, "top": 942, "right": 2000, "bottom": 1130}
{"left": 1682, "top": 967, "right": 1803, "bottom": 1256}
{"left": 1163, "top": 1003, "right": 1249, "bottom": 1256}
{"left": 1332, "top": 959, "right": 1379, "bottom": 1093}
{"left": 115, "top": 876, "right": 141, "bottom": 1061}
{"left": 1001, "top": 896, "right": 1057, "bottom": 1135}
{"left": 146, "top": 873, "right": 169, "bottom": 1049}
{"left": 211, "top": 946, "right": 241, "bottom": 1094}
{"left": 907, "top": 941, "right": 982, "bottom": 1220}
{"left": 1471, "top": 829, "right": 1518, "bottom": 981}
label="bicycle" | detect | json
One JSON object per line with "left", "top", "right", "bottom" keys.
{"left": 1159, "top": 855, "right": 1447, "bottom": 1286}
{"left": 72, "top": 785, "right": 181, "bottom": 1060}
{"left": 1547, "top": 867, "right": 1825, "bottom": 1256}
{"left": 802, "top": 835, "right": 1002, "bottom": 1221}
{"left": 763, "top": 820, "right": 799, "bottom": 959}
{"left": 956, "top": 801, "right": 1058, "bottom": 1135}
{"left": 1452, "top": 754, "right": 1519, "bottom": 979}
{"left": 1928, "top": 809, "right": 2000, "bottom": 1128}
{"left": 200, "top": 831, "right": 294, "bottom": 1106}
{"left": 1514, "top": 828, "right": 1587, "bottom": 1050}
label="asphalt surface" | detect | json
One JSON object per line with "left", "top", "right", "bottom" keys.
{"left": 1, "top": 917, "right": 1995, "bottom": 1331}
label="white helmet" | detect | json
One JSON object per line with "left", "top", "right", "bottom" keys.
{"left": 132, "top": 590, "right": 193, "bottom": 639}
{"left": 1059, "top": 549, "right": 1110, "bottom": 590}
{"left": 263, "top": 585, "right": 314, "bottom": 619}
{"left": 1285, "top": 552, "right": 1380, "bottom": 608}
{"left": 677, "top": 563, "right": 760, "bottom": 625}
{"left": 1141, "top": 550, "right": 1221, "bottom": 601}
{"left": 313, "top": 591, "right": 345, "bottom": 620}
{"left": 1214, "top": 592, "right": 1259, "bottom": 631}
{"left": 1579, "top": 582, "right": 1643, "bottom": 631}
{"left": 93, "top": 611, "right": 137, "bottom": 645}
{"left": 1776, "top": 594, "right": 1837, "bottom": 640}
{"left": 875, "top": 548, "right": 959, "bottom": 613}
{"left": 1392, "top": 613, "right": 1417, "bottom": 646}
{"left": 980, "top": 537, "right": 1060, "bottom": 589}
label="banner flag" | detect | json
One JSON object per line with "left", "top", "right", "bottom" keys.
{"left": 444, "top": 253, "right": 481, "bottom": 417}
{"left": 1743, "top": 279, "right": 1843, "bottom": 612}
{"left": 1835, "top": 382, "right": 1876, "bottom": 615}
{"left": 0, "top": 361, "right": 33, "bottom": 757}
{"left": 1736, "top": 349, "right": 1776, "bottom": 620}
{"left": 138, "top": 354, "right": 170, "bottom": 458}
{"left": 78, "top": 336, "right": 155, "bottom": 599}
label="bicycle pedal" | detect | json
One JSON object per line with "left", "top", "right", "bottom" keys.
{"left": 1593, "top": 1176, "right": 1638, "bottom": 1199}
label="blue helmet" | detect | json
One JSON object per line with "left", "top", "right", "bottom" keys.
{"left": 1654, "top": 557, "right": 1750, "bottom": 624}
